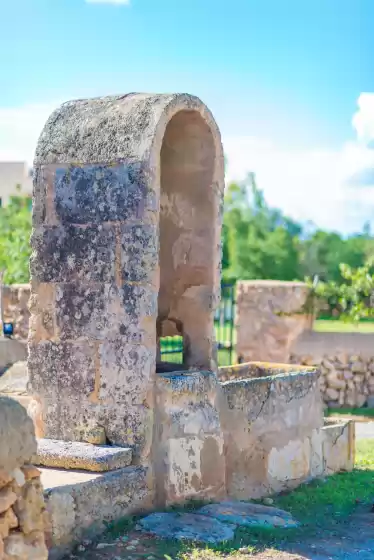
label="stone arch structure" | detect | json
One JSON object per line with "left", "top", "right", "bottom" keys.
{"left": 28, "top": 94, "right": 224, "bottom": 455}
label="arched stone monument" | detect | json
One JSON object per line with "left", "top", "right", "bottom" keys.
{"left": 28, "top": 94, "right": 225, "bottom": 458}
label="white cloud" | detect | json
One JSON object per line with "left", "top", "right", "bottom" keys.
{"left": 352, "top": 93, "right": 374, "bottom": 145}
{"left": 224, "top": 93, "right": 374, "bottom": 234}
{"left": 0, "top": 102, "right": 59, "bottom": 164}
{"left": 1, "top": 94, "right": 374, "bottom": 233}
{"left": 85, "top": 0, "right": 130, "bottom": 5}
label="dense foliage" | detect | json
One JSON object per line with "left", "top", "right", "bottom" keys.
{"left": 0, "top": 193, "right": 32, "bottom": 284}
{"left": 222, "top": 174, "right": 374, "bottom": 289}
{"left": 310, "top": 259, "right": 374, "bottom": 322}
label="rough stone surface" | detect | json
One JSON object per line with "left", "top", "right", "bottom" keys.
{"left": 0, "top": 361, "right": 28, "bottom": 395}
{"left": 3, "top": 530, "right": 48, "bottom": 559}
{"left": 28, "top": 92, "right": 225, "bottom": 458}
{"left": 198, "top": 501, "right": 300, "bottom": 528}
{"left": 291, "top": 332, "right": 374, "bottom": 408}
{"left": 139, "top": 512, "right": 235, "bottom": 543}
{"left": 236, "top": 280, "right": 310, "bottom": 364}
{"left": 218, "top": 364, "right": 324, "bottom": 498}
{"left": 153, "top": 370, "right": 225, "bottom": 506}
{"left": 0, "top": 396, "right": 48, "bottom": 559}
{"left": 0, "top": 397, "right": 36, "bottom": 472}
{"left": 322, "top": 420, "right": 355, "bottom": 474}
{"left": 35, "top": 439, "right": 132, "bottom": 472}
{"left": 43, "top": 465, "right": 150, "bottom": 559}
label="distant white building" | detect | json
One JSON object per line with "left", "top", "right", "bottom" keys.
{"left": 0, "top": 162, "right": 32, "bottom": 206}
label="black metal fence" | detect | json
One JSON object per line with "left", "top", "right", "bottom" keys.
{"left": 159, "top": 283, "right": 236, "bottom": 367}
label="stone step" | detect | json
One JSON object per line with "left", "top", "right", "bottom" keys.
{"left": 40, "top": 464, "right": 148, "bottom": 560}
{"left": 35, "top": 438, "right": 133, "bottom": 472}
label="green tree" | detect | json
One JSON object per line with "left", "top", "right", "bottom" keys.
{"left": 223, "top": 174, "right": 301, "bottom": 282}
{"left": 300, "top": 230, "right": 371, "bottom": 284}
{"left": 310, "top": 258, "right": 374, "bottom": 322}
{"left": 0, "top": 193, "right": 32, "bottom": 284}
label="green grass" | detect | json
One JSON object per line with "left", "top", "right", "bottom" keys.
{"left": 314, "top": 319, "right": 374, "bottom": 333}
{"left": 326, "top": 407, "right": 374, "bottom": 418}
{"left": 103, "top": 439, "right": 374, "bottom": 559}
{"left": 160, "top": 321, "right": 236, "bottom": 367}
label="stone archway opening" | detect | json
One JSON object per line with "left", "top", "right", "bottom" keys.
{"left": 156, "top": 110, "right": 216, "bottom": 372}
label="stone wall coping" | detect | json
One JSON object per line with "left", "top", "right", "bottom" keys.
{"left": 219, "top": 361, "right": 318, "bottom": 378}
{"left": 237, "top": 280, "right": 307, "bottom": 288}
{"left": 156, "top": 369, "right": 218, "bottom": 394}
{"left": 220, "top": 366, "right": 319, "bottom": 391}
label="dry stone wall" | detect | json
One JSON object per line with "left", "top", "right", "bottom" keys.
{"left": 1, "top": 285, "right": 30, "bottom": 341}
{"left": 0, "top": 396, "right": 48, "bottom": 559}
{"left": 291, "top": 332, "right": 374, "bottom": 408}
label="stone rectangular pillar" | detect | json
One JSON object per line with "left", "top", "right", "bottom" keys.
{"left": 236, "top": 280, "right": 310, "bottom": 363}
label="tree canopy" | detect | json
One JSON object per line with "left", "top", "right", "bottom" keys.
{"left": 222, "top": 174, "right": 374, "bottom": 288}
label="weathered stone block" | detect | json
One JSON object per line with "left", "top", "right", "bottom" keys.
{"left": 268, "top": 438, "right": 311, "bottom": 485}
{"left": 153, "top": 371, "right": 225, "bottom": 506}
{"left": 13, "top": 479, "right": 45, "bottom": 534}
{"left": 30, "top": 224, "right": 116, "bottom": 283}
{"left": 54, "top": 164, "right": 148, "bottom": 224}
{"left": 35, "top": 439, "right": 132, "bottom": 472}
{"left": 236, "top": 280, "right": 310, "bottom": 363}
{"left": 120, "top": 224, "right": 158, "bottom": 283}
{"left": 119, "top": 284, "right": 157, "bottom": 344}
{"left": 99, "top": 341, "right": 154, "bottom": 404}
{"left": 28, "top": 284, "right": 55, "bottom": 342}
{"left": 56, "top": 284, "right": 113, "bottom": 340}
{"left": 3, "top": 530, "right": 48, "bottom": 560}
{"left": 322, "top": 420, "right": 354, "bottom": 474}
{"left": 28, "top": 341, "right": 96, "bottom": 397}
{"left": 0, "top": 397, "right": 36, "bottom": 472}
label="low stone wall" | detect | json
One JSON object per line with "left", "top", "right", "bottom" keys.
{"left": 218, "top": 363, "right": 354, "bottom": 499}
{"left": 2, "top": 284, "right": 30, "bottom": 341}
{"left": 0, "top": 396, "right": 48, "bottom": 559}
{"left": 291, "top": 331, "right": 374, "bottom": 408}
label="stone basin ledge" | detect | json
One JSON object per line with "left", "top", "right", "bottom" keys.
{"left": 218, "top": 361, "right": 320, "bottom": 383}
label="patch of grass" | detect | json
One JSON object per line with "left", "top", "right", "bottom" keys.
{"left": 102, "top": 440, "right": 374, "bottom": 559}
{"left": 314, "top": 319, "right": 374, "bottom": 333}
{"left": 103, "top": 515, "right": 137, "bottom": 538}
{"left": 326, "top": 407, "right": 374, "bottom": 418}
{"left": 356, "top": 438, "right": 374, "bottom": 467}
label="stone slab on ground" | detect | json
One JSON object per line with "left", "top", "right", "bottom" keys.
{"left": 139, "top": 512, "right": 236, "bottom": 543}
{"left": 198, "top": 501, "right": 300, "bottom": 528}
{"left": 35, "top": 439, "right": 133, "bottom": 472}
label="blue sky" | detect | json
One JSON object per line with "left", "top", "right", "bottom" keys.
{"left": 1, "top": 0, "right": 374, "bottom": 233}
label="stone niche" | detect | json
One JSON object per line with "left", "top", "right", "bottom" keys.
{"left": 28, "top": 93, "right": 224, "bottom": 470}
